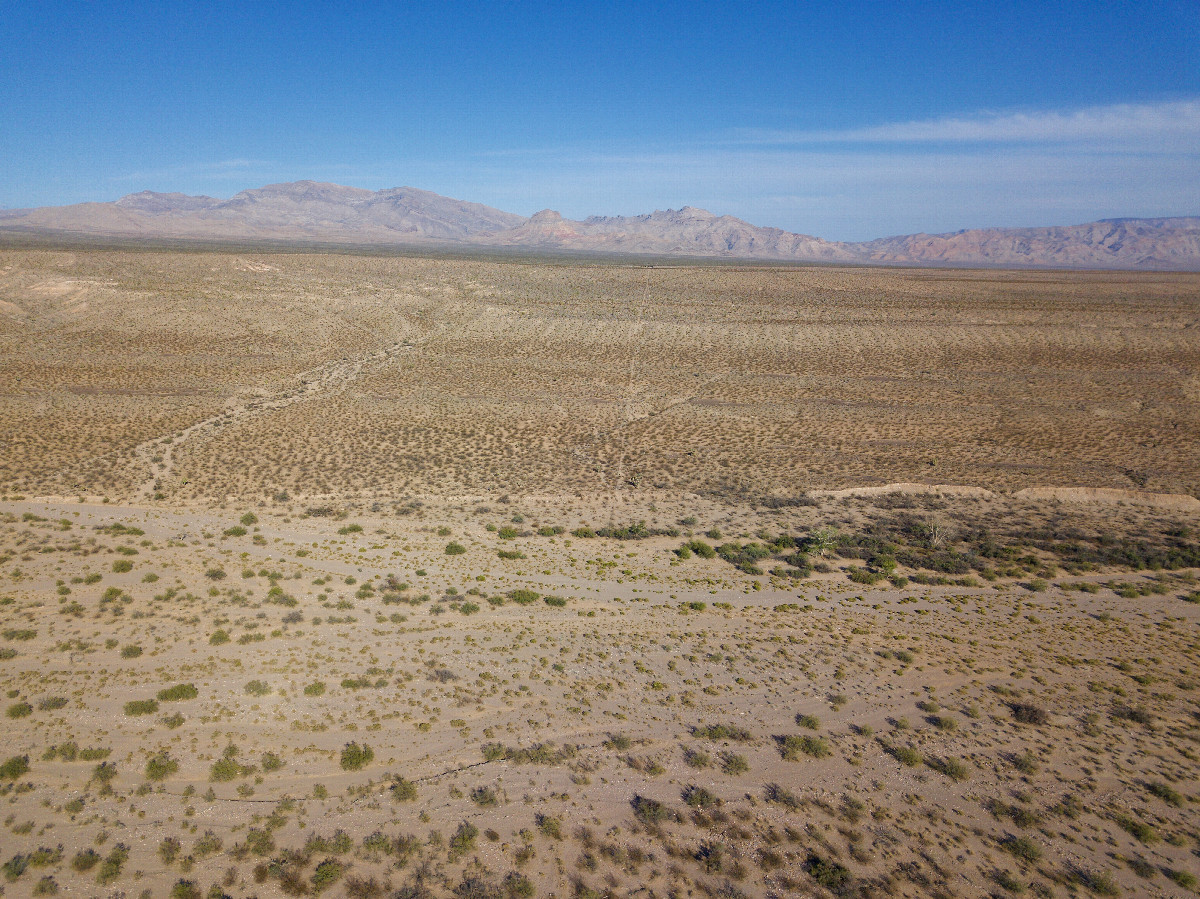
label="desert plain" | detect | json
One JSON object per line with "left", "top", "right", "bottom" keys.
{"left": 0, "top": 242, "right": 1197, "bottom": 898}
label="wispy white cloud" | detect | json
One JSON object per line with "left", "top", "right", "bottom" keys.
{"left": 735, "top": 99, "right": 1200, "bottom": 147}
{"left": 111, "top": 158, "right": 265, "bottom": 183}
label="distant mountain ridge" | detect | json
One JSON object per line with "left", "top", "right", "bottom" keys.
{"left": 2, "top": 180, "right": 1198, "bottom": 270}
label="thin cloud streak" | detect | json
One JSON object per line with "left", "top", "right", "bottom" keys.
{"left": 734, "top": 99, "right": 1200, "bottom": 146}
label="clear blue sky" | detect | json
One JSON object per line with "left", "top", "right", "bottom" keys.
{"left": 3, "top": 0, "right": 1198, "bottom": 239}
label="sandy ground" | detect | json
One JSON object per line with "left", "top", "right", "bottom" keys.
{"left": 0, "top": 245, "right": 1197, "bottom": 897}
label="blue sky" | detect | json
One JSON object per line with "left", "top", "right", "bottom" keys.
{"left": 3, "top": 0, "right": 1198, "bottom": 240}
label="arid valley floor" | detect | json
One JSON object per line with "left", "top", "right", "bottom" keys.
{"left": 0, "top": 243, "right": 1197, "bottom": 898}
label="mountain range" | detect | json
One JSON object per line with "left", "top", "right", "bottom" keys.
{"left": 2, "top": 180, "right": 1198, "bottom": 270}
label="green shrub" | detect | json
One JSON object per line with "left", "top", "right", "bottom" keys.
{"left": 244, "top": 680, "right": 271, "bottom": 696}
{"left": 95, "top": 843, "right": 129, "bottom": 885}
{"left": 543, "top": 595, "right": 566, "bottom": 607}
{"left": 389, "top": 776, "right": 417, "bottom": 801}
{"left": 262, "top": 752, "right": 284, "bottom": 772}
{"left": 119, "top": 644, "right": 142, "bottom": 658}
{"left": 112, "top": 560, "right": 133, "bottom": 573}
{"left": 170, "top": 880, "right": 201, "bottom": 899}
{"left": 7, "top": 702, "right": 32, "bottom": 718}
{"left": 889, "top": 745, "right": 922, "bottom": 767}
{"left": 691, "top": 723, "right": 752, "bottom": 741}
{"left": 210, "top": 757, "right": 240, "bottom": 782}
{"left": 1002, "top": 834, "right": 1042, "bottom": 863}
{"left": 509, "top": 589, "right": 540, "bottom": 605}
{"left": 71, "top": 849, "right": 100, "bottom": 872}
{"left": 145, "top": 753, "right": 178, "bottom": 781}
{"left": 304, "top": 681, "right": 326, "bottom": 696}
{"left": 209, "top": 629, "right": 230, "bottom": 645}
{"left": 311, "top": 858, "right": 345, "bottom": 892}
{"left": 156, "top": 683, "right": 198, "bottom": 702}
{"left": 0, "top": 753, "right": 28, "bottom": 772}
{"left": 124, "top": 699, "right": 158, "bottom": 715}
{"left": 778, "top": 734, "right": 831, "bottom": 760}
{"left": 444, "top": 542, "right": 467, "bottom": 555}
{"left": 340, "top": 742, "right": 373, "bottom": 771}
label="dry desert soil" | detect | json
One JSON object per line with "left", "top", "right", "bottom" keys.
{"left": 0, "top": 243, "right": 1197, "bottom": 899}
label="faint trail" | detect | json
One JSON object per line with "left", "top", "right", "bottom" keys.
{"left": 129, "top": 324, "right": 444, "bottom": 500}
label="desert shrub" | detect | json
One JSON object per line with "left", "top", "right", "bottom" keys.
{"left": 304, "top": 681, "right": 326, "bottom": 696}
{"left": 7, "top": 702, "right": 32, "bottom": 719}
{"left": 340, "top": 742, "right": 374, "bottom": 771}
{"left": 444, "top": 542, "right": 467, "bottom": 555}
{"left": 508, "top": 589, "right": 539, "bottom": 605}
{"left": 124, "top": 699, "right": 158, "bottom": 715}
{"left": 448, "top": 821, "right": 478, "bottom": 861}
{"left": 157, "top": 683, "right": 198, "bottom": 702}
{"left": 692, "top": 723, "right": 752, "bottom": 741}
{"left": 311, "top": 858, "right": 346, "bottom": 892}
{"left": 796, "top": 713, "right": 820, "bottom": 730}
{"left": 1115, "top": 814, "right": 1159, "bottom": 844}
{"left": 95, "top": 843, "right": 129, "bottom": 884}
{"left": 805, "top": 851, "right": 852, "bottom": 893}
{"left": 4, "top": 854, "right": 30, "bottom": 881}
{"left": 536, "top": 814, "right": 562, "bottom": 840}
{"left": 719, "top": 751, "right": 749, "bottom": 774}
{"left": 262, "top": 752, "right": 284, "bottom": 772}
{"left": 630, "top": 795, "right": 674, "bottom": 824}
{"left": 1111, "top": 703, "right": 1153, "bottom": 725}
{"left": 119, "top": 644, "right": 142, "bottom": 658}
{"left": 112, "top": 560, "right": 133, "bottom": 573}
{"left": 389, "top": 776, "right": 418, "bottom": 801}
{"left": 210, "top": 757, "right": 240, "bottom": 782}
{"left": 847, "top": 566, "right": 885, "bottom": 584}
{"left": 778, "top": 734, "right": 831, "bottom": 760}
{"left": 683, "top": 785, "right": 720, "bottom": 808}
{"left": 209, "top": 629, "right": 230, "bottom": 645}
{"left": 71, "top": 849, "right": 100, "bottom": 872}
{"left": 145, "top": 753, "right": 178, "bottom": 781}
{"left": 888, "top": 744, "right": 922, "bottom": 767}
{"left": 683, "top": 748, "right": 710, "bottom": 768}
{"left": 1010, "top": 702, "right": 1049, "bottom": 725}
{"left": 928, "top": 756, "right": 971, "bottom": 781}
{"left": 543, "top": 595, "right": 566, "bottom": 607}
{"left": 471, "top": 786, "right": 499, "bottom": 806}
{"left": 244, "top": 680, "right": 271, "bottom": 696}
{"left": 1002, "top": 834, "right": 1042, "bottom": 863}
{"left": 1146, "top": 781, "right": 1184, "bottom": 806}
{"left": 170, "top": 880, "right": 201, "bottom": 899}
